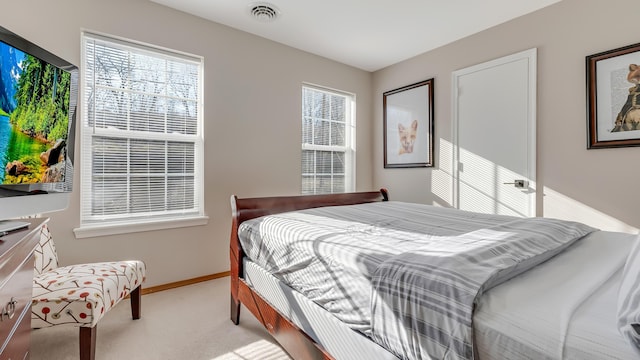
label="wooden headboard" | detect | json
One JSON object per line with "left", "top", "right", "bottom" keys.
{"left": 230, "top": 188, "right": 388, "bottom": 224}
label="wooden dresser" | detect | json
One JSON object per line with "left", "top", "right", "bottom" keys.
{"left": 0, "top": 218, "right": 47, "bottom": 360}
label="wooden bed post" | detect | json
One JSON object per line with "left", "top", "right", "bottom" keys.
{"left": 229, "top": 194, "right": 242, "bottom": 325}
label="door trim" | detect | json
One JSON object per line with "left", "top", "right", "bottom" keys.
{"left": 451, "top": 48, "right": 537, "bottom": 216}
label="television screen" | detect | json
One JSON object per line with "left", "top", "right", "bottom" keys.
{"left": 0, "top": 40, "right": 72, "bottom": 185}
{"left": 0, "top": 25, "right": 77, "bottom": 224}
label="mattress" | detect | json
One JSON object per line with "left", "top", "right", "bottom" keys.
{"left": 474, "top": 230, "right": 638, "bottom": 360}
{"left": 242, "top": 258, "right": 400, "bottom": 360}
{"left": 245, "top": 229, "right": 638, "bottom": 360}
{"left": 238, "top": 201, "right": 605, "bottom": 360}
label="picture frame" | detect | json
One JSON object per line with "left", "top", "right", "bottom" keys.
{"left": 383, "top": 79, "right": 434, "bottom": 168}
{"left": 587, "top": 42, "right": 640, "bottom": 149}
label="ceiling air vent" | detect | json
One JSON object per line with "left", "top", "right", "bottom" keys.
{"left": 248, "top": 2, "right": 280, "bottom": 22}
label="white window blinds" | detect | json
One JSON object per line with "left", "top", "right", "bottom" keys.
{"left": 80, "top": 33, "right": 204, "bottom": 229}
{"left": 302, "top": 85, "right": 355, "bottom": 194}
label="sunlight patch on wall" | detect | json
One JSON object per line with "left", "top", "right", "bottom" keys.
{"left": 543, "top": 187, "right": 638, "bottom": 233}
{"left": 431, "top": 138, "right": 454, "bottom": 206}
{"left": 211, "top": 339, "right": 290, "bottom": 360}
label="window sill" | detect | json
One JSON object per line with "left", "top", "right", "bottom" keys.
{"left": 73, "top": 215, "right": 209, "bottom": 239}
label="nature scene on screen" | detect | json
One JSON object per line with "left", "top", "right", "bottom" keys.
{"left": 0, "top": 41, "right": 71, "bottom": 185}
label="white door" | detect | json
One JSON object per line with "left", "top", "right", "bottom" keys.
{"left": 452, "top": 49, "right": 536, "bottom": 217}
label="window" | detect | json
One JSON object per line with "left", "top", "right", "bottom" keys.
{"left": 301, "top": 85, "right": 355, "bottom": 194}
{"left": 76, "top": 33, "right": 205, "bottom": 237}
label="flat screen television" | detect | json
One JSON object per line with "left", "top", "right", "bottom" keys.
{"left": 0, "top": 26, "right": 78, "bottom": 231}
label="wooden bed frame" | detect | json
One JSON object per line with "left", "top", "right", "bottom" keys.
{"left": 229, "top": 189, "right": 389, "bottom": 360}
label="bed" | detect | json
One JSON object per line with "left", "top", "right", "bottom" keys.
{"left": 229, "top": 189, "right": 640, "bottom": 360}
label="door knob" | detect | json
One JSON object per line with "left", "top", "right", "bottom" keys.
{"left": 503, "top": 180, "right": 527, "bottom": 188}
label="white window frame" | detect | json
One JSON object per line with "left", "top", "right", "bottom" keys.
{"left": 74, "top": 32, "right": 207, "bottom": 238}
{"left": 301, "top": 84, "right": 356, "bottom": 194}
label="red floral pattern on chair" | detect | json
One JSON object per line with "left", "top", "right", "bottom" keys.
{"left": 33, "top": 224, "right": 58, "bottom": 276}
{"left": 31, "top": 224, "right": 146, "bottom": 359}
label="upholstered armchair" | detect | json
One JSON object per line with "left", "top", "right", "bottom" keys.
{"left": 31, "top": 224, "right": 146, "bottom": 360}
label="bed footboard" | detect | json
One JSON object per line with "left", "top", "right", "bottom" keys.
{"left": 229, "top": 189, "right": 388, "bottom": 359}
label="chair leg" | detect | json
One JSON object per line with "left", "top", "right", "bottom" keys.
{"left": 79, "top": 326, "right": 97, "bottom": 360}
{"left": 131, "top": 286, "right": 141, "bottom": 320}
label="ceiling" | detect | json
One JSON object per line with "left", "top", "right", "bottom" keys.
{"left": 149, "top": 0, "right": 561, "bottom": 72}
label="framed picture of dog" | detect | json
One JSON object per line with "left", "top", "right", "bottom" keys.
{"left": 383, "top": 78, "right": 434, "bottom": 167}
{"left": 587, "top": 42, "right": 640, "bottom": 148}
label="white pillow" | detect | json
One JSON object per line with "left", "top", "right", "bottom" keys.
{"left": 618, "top": 234, "right": 640, "bottom": 356}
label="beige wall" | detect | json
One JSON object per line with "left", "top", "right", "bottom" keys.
{"left": 6, "top": 0, "right": 639, "bottom": 287}
{"left": 373, "top": 0, "right": 640, "bottom": 232}
{"left": 3, "top": 0, "right": 373, "bottom": 287}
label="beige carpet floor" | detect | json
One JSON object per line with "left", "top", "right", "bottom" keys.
{"left": 30, "top": 276, "right": 292, "bottom": 360}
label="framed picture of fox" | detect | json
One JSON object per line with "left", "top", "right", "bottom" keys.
{"left": 383, "top": 79, "right": 434, "bottom": 168}
{"left": 587, "top": 42, "right": 640, "bottom": 148}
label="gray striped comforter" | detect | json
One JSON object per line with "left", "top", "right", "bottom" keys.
{"left": 237, "top": 202, "right": 595, "bottom": 360}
